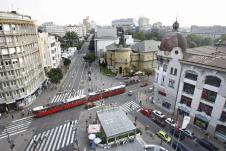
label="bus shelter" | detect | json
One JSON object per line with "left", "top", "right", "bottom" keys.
{"left": 97, "top": 107, "right": 136, "bottom": 145}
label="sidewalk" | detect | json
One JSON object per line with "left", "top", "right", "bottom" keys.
{"left": 139, "top": 92, "right": 226, "bottom": 150}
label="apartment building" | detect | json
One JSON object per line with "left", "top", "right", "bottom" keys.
{"left": 0, "top": 11, "right": 46, "bottom": 112}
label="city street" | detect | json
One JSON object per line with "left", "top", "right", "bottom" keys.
{"left": 0, "top": 39, "right": 216, "bottom": 151}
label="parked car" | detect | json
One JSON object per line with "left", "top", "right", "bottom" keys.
{"left": 152, "top": 117, "right": 166, "bottom": 127}
{"left": 144, "top": 144, "right": 168, "bottom": 151}
{"left": 139, "top": 108, "right": 152, "bottom": 118}
{"left": 181, "top": 129, "right": 194, "bottom": 139}
{"left": 165, "top": 118, "right": 176, "bottom": 127}
{"left": 128, "top": 90, "right": 133, "bottom": 96}
{"left": 153, "top": 110, "right": 165, "bottom": 118}
{"left": 170, "top": 129, "right": 186, "bottom": 140}
{"left": 140, "top": 82, "right": 148, "bottom": 87}
{"left": 196, "top": 138, "right": 219, "bottom": 151}
{"left": 172, "top": 141, "right": 189, "bottom": 151}
{"left": 156, "top": 130, "right": 171, "bottom": 143}
{"left": 85, "top": 102, "right": 96, "bottom": 109}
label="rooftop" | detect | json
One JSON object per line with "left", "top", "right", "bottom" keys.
{"left": 97, "top": 107, "right": 136, "bottom": 138}
{"left": 182, "top": 46, "right": 226, "bottom": 71}
{"left": 0, "top": 11, "right": 31, "bottom": 21}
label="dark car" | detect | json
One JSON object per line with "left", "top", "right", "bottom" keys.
{"left": 140, "top": 82, "right": 148, "bottom": 87}
{"left": 170, "top": 129, "right": 185, "bottom": 140}
{"left": 172, "top": 141, "right": 189, "bottom": 151}
{"left": 152, "top": 117, "right": 166, "bottom": 127}
{"left": 196, "top": 138, "right": 219, "bottom": 151}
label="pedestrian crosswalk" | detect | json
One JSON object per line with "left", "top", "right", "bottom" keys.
{"left": 0, "top": 116, "right": 33, "bottom": 140}
{"left": 120, "top": 101, "right": 140, "bottom": 113}
{"left": 25, "top": 120, "right": 78, "bottom": 151}
{"left": 52, "top": 89, "right": 84, "bottom": 103}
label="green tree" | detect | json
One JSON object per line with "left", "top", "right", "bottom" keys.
{"left": 133, "top": 31, "right": 145, "bottom": 41}
{"left": 83, "top": 52, "right": 96, "bottom": 65}
{"left": 214, "top": 34, "right": 226, "bottom": 44}
{"left": 63, "top": 58, "right": 71, "bottom": 66}
{"left": 186, "top": 34, "right": 213, "bottom": 48}
{"left": 47, "top": 68, "right": 63, "bottom": 84}
{"left": 63, "top": 32, "right": 80, "bottom": 49}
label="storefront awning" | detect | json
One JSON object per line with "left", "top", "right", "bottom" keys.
{"left": 195, "top": 114, "right": 209, "bottom": 122}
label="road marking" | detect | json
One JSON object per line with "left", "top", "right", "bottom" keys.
{"left": 120, "top": 101, "right": 140, "bottom": 113}
{"left": 51, "top": 125, "right": 63, "bottom": 151}
{"left": 47, "top": 126, "right": 59, "bottom": 151}
{"left": 56, "top": 123, "right": 67, "bottom": 150}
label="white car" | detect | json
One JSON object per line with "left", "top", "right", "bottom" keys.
{"left": 153, "top": 110, "right": 165, "bottom": 118}
{"left": 165, "top": 118, "right": 176, "bottom": 127}
{"left": 144, "top": 144, "right": 168, "bottom": 151}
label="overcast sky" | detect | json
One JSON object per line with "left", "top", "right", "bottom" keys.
{"left": 1, "top": 0, "right": 225, "bottom": 27}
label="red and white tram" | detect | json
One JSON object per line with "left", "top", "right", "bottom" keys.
{"left": 32, "top": 85, "right": 126, "bottom": 118}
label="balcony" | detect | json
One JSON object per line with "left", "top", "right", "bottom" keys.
{"left": 219, "top": 111, "right": 226, "bottom": 122}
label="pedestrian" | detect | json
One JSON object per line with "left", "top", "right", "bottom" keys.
{"left": 11, "top": 114, "right": 14, "bottom": 119}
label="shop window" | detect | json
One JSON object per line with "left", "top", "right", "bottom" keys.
{"left": 205, "top": 76, "right": 221, "bottom": 87}
{"left": 194, "top": 116, "right": 208, "bottom": 130}
{"left": 201, "top": 88, "right": 217, "bottom": 103}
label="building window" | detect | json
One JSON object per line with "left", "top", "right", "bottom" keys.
{"left": 163, "top": 64, "right": 167, "bottom": 72}
{"left": 168, "top": 79, "right": 175, "bottom": 88}
{"left": 198, "top": 102, "right": 213, "bottom": 116}
{"left": 174, "top": 68, "right": 177, "bottom": 76}
{"left": 170, "top": 68, "right": 173, "bottom": 74}
{"left": 205, "top": 76, "right": 221, "bottom": 87}
{"left": 185, "top": 71, "right": 198, "bottom": 81}
{"left": 219, "top": 111, "right": 226, "bottom": 122}
{"left": 155, "top": 73, "right": 159, "bottom": 83}
{"left": 183, "top": 82, "right": 195, "bottom": 95}
{"left": 158, "top": 91, "right": 166, "bottom": 96}
{"left": 201, "top": 89, "right": 217, "bottom": 103}
{"left": 180, "top": 95, "right": 192, "bottom": 107}
{"left": 161, "top": 76, "right": 165, "bottom": 86}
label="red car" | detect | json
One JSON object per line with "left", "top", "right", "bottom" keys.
{"left": 139, "top": 108, "right": 152, "bottom": 118}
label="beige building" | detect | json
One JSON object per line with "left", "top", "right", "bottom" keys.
{"left": 106, "top": 40, "right": 160, "bottom": 76}
{"left": 0, "top": 11, "right": 46, "bottom": 112}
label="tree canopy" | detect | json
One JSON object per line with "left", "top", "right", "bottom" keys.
{"left": 56, "top": 32, "right": 81, "bottom": 50}
{"left": 63, "top": 58, "right": 71, "bottom": 66}
{"left": 83, "top": 52, "right": 96, "bottom": 64}
{"left": 47, "top": 68, "right": 63, "bottom": 84}
{"left": 132, "top": 31, "right": 163, "bottom": 41}
{"left": 186, "top": 34, "right": 213, "bottom": 48}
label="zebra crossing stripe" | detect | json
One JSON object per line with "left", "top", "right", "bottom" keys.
{"left": 120, "top": 101, "right": 140, "bottom": 113}
{"left": 42, "top": 128, "right": 55, "bottom": 151}
{"left": 66, "top": 123, "right": 73, "bottom": 146}
{"left": 39, "top": 129, "right": 50, "bottom": 150}
{"left": 61, "top": 122, "right": 70, "bottom": 148}
{"left": 56, "top": 123, "right": 67, "bottom": 150}
{"left": 11, "top": 116, "right": 32, "bottom": 123}
{"left": 47, "top": 126, "right": 59, "bottom": 151}
{"left": 51, "top": 125, "right": 63, "bottom": 151}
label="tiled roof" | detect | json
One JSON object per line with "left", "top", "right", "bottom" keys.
{"left": 182, "top": 46, "right": 226, "bottom": 70}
